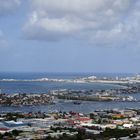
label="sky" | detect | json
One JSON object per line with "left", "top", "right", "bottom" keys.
{"left": 0, "top": 0, "right": 140, "bottom": 73}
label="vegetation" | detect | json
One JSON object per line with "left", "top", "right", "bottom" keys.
{"left": 0, "top": 130, "right": 22, "bottom": 139}
{"left": 102, "top": 128, "right": 138, "bottom": 139}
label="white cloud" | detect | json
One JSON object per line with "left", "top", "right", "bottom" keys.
{"left": 24, "top": 0, "right": 140, "bottom": 47}
{"left": 0, "top": 0, "right": 21, "bottom": 16}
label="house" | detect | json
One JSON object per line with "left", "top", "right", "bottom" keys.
{"left": 123, "top": 123, "right": 134, "bottom": 129}
{"left": 3, "top": 121, "right": 28, "bottom": 127}
{"left": 74, "top": 117, "right": 92, "bottom": 124}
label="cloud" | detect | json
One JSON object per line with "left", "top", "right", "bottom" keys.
{"left": 24, "top": 0, "right": 140, "bottom": 47}
{"left": 0, "top": 0, "right": 21, "bottom": 16}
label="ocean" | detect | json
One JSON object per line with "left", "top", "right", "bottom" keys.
{"left": 0, "top": 72, "right": 139, "bottom": 113}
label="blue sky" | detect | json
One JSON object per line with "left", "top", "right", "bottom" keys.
{"left": 0, "top": 0, "right": 140, "bottom": 73}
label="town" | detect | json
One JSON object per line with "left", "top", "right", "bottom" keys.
{"left": 0, "top": 109, "right": 140, "bottom": 139}
{"left": 49, "top": 85, "right": 139, "bottom": 102}
{"left": 0, "top": 93, "right": 53, "bottom": 106}
{"left": 0, "top": 83, "right": 139, "bottom": 107}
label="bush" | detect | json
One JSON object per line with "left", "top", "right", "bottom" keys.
{"left": 102, "top": 128, "right": 138, "bottom": 139}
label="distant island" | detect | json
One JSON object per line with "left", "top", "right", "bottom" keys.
{"left": 1, "top": 74, "right": 140, "bottom": 84}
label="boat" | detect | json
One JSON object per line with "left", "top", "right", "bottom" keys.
{"left": 73, "top": 101, "right": 81, "bottom": 105}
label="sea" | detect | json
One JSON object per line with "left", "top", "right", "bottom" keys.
{"left": 0, "top": 72, "right": 140, "bottom": 113}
